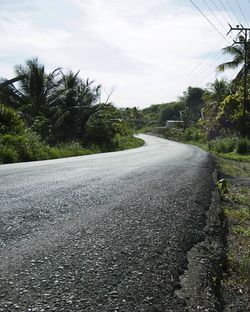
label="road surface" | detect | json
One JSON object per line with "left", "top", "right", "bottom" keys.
{"left": 0, "top": 134, "right": 215, "bottom": 312}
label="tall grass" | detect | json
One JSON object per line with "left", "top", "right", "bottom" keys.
{"left": 112, "top": 134, "right": 144, "bottom": 151}
{"left": 0, "top": 131, "right": 94, "bottom": 164}
{"left": 208, "top": 137, "right": 250, "bottom": 155}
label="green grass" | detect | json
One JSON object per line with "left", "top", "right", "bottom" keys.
{"left": 216, "top": 152, "right": 250, "bottom": 162}
{"left": 232, "top": 225, "right": 250, "bottom": 237}
{"left": 225, "top": 207, "right": 250, "bottom": 223}
{"left": 112, "top": 134, "right": 144, "bottom": 151}
{"left": 219, "top": 158, "right": 250, "bottom": 177}
{"left": 219, "top": 157, "right": 250, "bottom": 293}
{"left": 0, "top": 132, "right": 95, "bottom": 164}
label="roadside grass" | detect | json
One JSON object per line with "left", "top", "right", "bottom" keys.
{"left": 0, "top": 132, "right": 145, "bottom": 164}
{"left": 0, "top": 133, "right": 95, "bottom": 164}
{"left": 213, "top": 152, "right": 250, "bottom": 162}
{"left": 112, "top": 134, "right": 144, "bottom": 151}
{"left": 219, "top": 158, "right": 250, "bottom": 295}
{"left": 218, "top": 158, "right": 250, "bottom": 177}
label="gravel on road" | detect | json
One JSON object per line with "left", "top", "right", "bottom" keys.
{"left": 0, "top": 135, "right": 218, "bottom": 312}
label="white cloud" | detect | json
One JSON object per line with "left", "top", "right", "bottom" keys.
{"left": 0, "top": 0, "right": 241, "bottom": 107}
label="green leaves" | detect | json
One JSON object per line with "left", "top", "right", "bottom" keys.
{"left": 0, "top": 104, "right": 25, "bottom": 135}
{"left": 217, "top": 179, "right": 230, "bottom": 196}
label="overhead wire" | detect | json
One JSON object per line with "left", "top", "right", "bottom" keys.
{"left": 202, "top": 0, "right": 234, "bottom": 41}
{"left": 166, "top": 41, "right": 223, "bottom": 98}
{"left": 167, "top": 0, "right": 236, "bottom": 100}
{"left": 167, "top": 49, "right": 226, "bottom": 98}
{"left": 235, "top": 0, "right": 250, "bottom": 27}
{"left": 190, "top": 0, "right": 231, "bottom": 44}
{"left": 172, "top": 54, "right": 230, "bottom": 98}
{"left": 224, "top": 0, "right": 243, "bottom": 25}
{"left": 185, "top": 51, "right": 226, "bottom": 85}
{"left": 217, "top": 0, "right": 237, "bottom": 26}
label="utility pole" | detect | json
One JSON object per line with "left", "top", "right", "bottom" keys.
{"left": 227, "top": 25, "right": 250, "bottom": 137}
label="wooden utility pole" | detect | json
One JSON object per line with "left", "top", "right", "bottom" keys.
{"left": 228, "top": 25, "right": 250, "bottom": 137}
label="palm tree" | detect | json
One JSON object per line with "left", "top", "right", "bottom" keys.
{"left": 14, "top": 58, "right": 63, "bottom": 122}
{"left": 204, "top": 79, "right": 230, "bottom": 103}
{"left": 202, "top": 79, "right": 231, "bottom": 139}
{"left": 218, "top": 36, "right": 250, "bottom": 137}
{"left": 217, "top": 36, "right": 250, "bottom": 82}
{"left": 0, "top": 59, "right": 104, "bottom": 143}
{"left": 53, "top": 70, "right": 103, "bottom": 142}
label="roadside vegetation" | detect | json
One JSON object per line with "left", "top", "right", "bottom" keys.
{"left": 219, "top": 158, "right": 250, "bottom": 309}
{"left": 0, "top": 59, "right": 144, "bottom": 164}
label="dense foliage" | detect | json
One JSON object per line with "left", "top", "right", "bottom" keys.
{"left": 0, "top": 58, "right": 144, "bottom": 163}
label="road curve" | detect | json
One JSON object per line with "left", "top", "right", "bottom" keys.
{"left": 0, "top": 134, "right": 215, "bottom": 312}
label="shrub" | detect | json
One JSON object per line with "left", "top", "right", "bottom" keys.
{"left": 0, "top": 131, "right": 50, "bottom": 161}
{"left": 236, "top": 138, "right": 250, "bottom": 155}
{"left": 0, "top": 146, "right": 19, "bottom": 163}
{"left": 0, "top": 104, "right": 24, "bottom": 135}
{"left": 182, "top": 127, "right": 206, "bottom": 142}
{"left": 208, "top": 137, "right": 237, "bottom": 153}
{"left": 112, "top": 134, "right": 144, "bottom": 150}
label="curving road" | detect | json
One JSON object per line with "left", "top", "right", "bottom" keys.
{"left": 0, "top": 134, "right": 215, "bottom": 312}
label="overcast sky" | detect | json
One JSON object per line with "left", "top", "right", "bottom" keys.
{"left": 1, "top": 0, "right": 250, "bottom": 108}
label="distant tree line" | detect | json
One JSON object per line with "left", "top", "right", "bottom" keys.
{"left": 139, "top": 37, "right": 250, "bottom": 141}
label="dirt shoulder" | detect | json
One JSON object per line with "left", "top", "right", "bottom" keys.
{"left": 218, "top": 158, "right": 250, "bottom": 312}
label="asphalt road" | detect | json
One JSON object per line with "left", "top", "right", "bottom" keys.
{"left": 0, "top": 134, "right": 215, "bottom": 312}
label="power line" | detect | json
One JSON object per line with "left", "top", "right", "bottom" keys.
{"left": 218, "top": 0, "right": 237, "bottom": 26}
{"left": 204, "top": 0, "right": 237, "bottom": 42}
{"left": 166, "top": 41, "right": 223, "bottom": 97}
{"left": 166, "top": 36, "right": 228, "bottom": 95}
{"left": 167, "top": 1, "right": 239, "bottom": 99}
{"left": 202, "top": 0, "right": 234, "bottom": 40}
{"left": 167, "top": 49, "right": 226, "bottom": 98}
{"left": 203, "top": 0, "right": 228, "bottom": 27}
{"left": 190, "top": 0, "right": 231, "bottom": 44}
{"left": 224, "top": 0, "right": 241, "bottom": 25}
{"left": 188, "top": 52, "right": 226, "bottom": 85}
{"left": 235, "top": 0, "right": 249, "bottom": 27}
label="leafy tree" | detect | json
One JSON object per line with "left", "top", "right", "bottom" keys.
{"left": 179, "top": 87, "right": 205, "bottom": 126}
{"left": 217, "top": 38, "right": 250, "bottom": 137}
{"left": 141, "top": 103, "right": 173, "bottom": 126}
{"left": 216, "top": 91, "right": 246, "bottom": 136}
{"left": 0, "top": 78, "right": 22, "bottom": 108}
{"left": 84, "top": 104, "right": 128, "bottom": 150}
{"left": 121, "top": 107, "right": 145, "bottom": 129}
{"left": 159, "top": 102, "right": 185, "bottom": 123}
{"left": 202, "top": 79, "right": 231, "bottom": 139}
{"left": 0, "top": 104, "right": 25, "bottom": 135}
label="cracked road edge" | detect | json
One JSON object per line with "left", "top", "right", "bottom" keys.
{"left": 175, "top": 167, "right": 227, "bottom": 312}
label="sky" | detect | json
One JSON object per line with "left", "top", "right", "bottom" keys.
{"left": 0, "top": 0, "right": 250, "bottom": 108}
